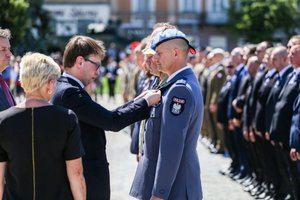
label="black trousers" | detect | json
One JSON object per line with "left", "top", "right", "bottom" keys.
{"left": 84, "top": 163, "right": 110, "bottom": 200}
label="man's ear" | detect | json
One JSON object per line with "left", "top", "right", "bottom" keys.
{"left": 75, "top": 56, "right": 84, "bottom": 69}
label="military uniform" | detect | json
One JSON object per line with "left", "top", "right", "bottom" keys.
{"left": 205, "top": 63, "right": 226, "bottom": 152}
{"left": 130, "top": 67, "right": 203, "bottom": 200}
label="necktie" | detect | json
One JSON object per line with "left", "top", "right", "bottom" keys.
{"left": 0, "top": 75, "right": 14, "bottom": 106}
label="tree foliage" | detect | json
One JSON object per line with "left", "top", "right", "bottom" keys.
{"left": 0, "top": 0, "right": 29, "bottom": 43}
{"left": 228, "top": 0, "right": 300, "bottom": 43}
{"left": 0, "top": 0, "right": 53, "bottom": 55}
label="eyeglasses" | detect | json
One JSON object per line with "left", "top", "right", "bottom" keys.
{"left": 84, "top": 57, "right": 101, "bottom": 70}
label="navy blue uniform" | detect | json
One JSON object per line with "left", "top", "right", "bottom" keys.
{"left": 130, "top": 67, "right": 203, "bottom": 200}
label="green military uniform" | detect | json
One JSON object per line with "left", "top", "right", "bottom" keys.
{"left": 205, "top": 63, "right": 226, "bottom": 152}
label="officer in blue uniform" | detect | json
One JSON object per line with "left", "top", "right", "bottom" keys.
{"left": 130, "top": 28, "right": 204, "bottom": 200}
{"left": 290, "top": 94, "right": 300, "bottom": 162}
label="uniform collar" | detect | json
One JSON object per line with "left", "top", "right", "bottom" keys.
{"left": 166, "top": 66, "right": 191, "bottom": 83}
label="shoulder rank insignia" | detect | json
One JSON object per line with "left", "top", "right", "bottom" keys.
{"left": 170, "top": 96, "right": 185, "bottom": 115}
{"left": 175, "top": 79, "right": 187, "bottom": 85}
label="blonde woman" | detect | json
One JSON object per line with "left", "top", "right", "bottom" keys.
{"left": 0, "top": 53, "right": 86, "bottom": 200}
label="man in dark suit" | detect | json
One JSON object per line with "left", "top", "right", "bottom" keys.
{"left": 0, "top": 28, "right": 15, "bottom": 111}
{"left": 217, "top": 60, "right": 239, "bottom": 174}
{"left": 268, "top": 44, "right": 300, "bottom": 200}
{"left": 51, "top": 35, "right": 161, "bottom": 200}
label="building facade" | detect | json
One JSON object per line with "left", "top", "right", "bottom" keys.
{"left": 111, "top": 0, "right": 237, "bottom": 50}
{"left": 44, "top": 0, "right": 238, "bottom": 50}
{"left": 44, "top": 0, "right": 110, "bottom": 36}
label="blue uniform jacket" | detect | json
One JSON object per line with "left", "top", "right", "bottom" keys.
{"left": 130, "top": 68, "right": 204, "bottom": 200}
{"left": 290, "top": 93, "right": 300, "bottom": 152}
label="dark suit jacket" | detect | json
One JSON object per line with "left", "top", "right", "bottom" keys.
{"left": 51, "top": 76, "right": 151, "bottom": 200}
{"left": 290, "top": 94, "right": 300, "bottom": 152}
{"left": 270, "top": 71, "right": 300, "bottom": 146}
{"left": 0, "top": 84, "right": 15, "bottom": 111}
{"left": 265, "top": 66, "right": 293, "bottom": 133}
{"left": 227, "top": 63, "right": 246, "bottom": 120}
{"left": 243, "top": 69, "right": 268, "bottom": 132}
{"left": 217, "top": 77, "right": 232, "bottom": 124}
{"left": 234, "top": 74, "right": 252, "bottom": 121}
{"left": 253, "top": 69, "right": 278, "bottom": 132}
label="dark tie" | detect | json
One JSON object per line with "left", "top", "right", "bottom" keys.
{"left": 0, "top": 75, "right": 14, "bottom": 106}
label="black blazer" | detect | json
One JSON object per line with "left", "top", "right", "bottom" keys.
{"left": 253, "top": 69, "right": 278, "bottom": 132}
{"left": 0, "top": 85, "right": 15, "bottom": 112}
{"left": 227, "top": 64, "right": 246, "bottom": 120}
{"left": 270, "top": 71, "right": 300, "bottom": 146}
{"left": 234, "top": 74, "right": 252, "bottom": 120}
{"left": 51, "top": 76, "right": 151, "bottom": 199}
{"left": 265, "top": 66, "right": 293, "bottom": 133}
{"left": 217, "top": 77, "right": 232, "bottom": 124}
{"left": 243, "top": 69, "right": 268, "bottom": 131}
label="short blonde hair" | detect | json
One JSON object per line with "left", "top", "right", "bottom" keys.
{"left": 20, "top": 52, "right": 61, "bottom": 93}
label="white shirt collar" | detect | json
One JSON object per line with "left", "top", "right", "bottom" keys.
{"left": 62, "top": 72, "right": 85, "bottom": 88}
{"left": 166, "top": 66, "right": 191, "bottom": 82}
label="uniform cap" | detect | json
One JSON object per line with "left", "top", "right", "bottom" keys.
{"left": 150, "top": 29, "right": 196, "bottom": 54}
{"left": 142, "top": 46, "right": 156, "bottom": 55}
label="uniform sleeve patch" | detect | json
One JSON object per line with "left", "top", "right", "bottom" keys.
{"left": 170, "top": 96, "right": 185, "bottom": 115}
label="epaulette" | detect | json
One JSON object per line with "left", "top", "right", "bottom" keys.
{"left": 175, "top": 79, "right": 187, "bottom": 85}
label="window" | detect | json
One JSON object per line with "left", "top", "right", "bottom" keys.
{"left": 178, "top": 0, "right": 201, "bottom": 13}
{"left": 132, "top": 0, "right": 155, "bottom": 12}
{"left": 131, "top": 0, "right": 155, "bottom": 27}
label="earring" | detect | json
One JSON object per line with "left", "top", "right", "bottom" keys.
{"left": 48, "top": 90, "right": 52, "bottom": 95}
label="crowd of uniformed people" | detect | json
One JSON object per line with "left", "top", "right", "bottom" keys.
{"left": 111, "top": 33, "right": 300, "bottom": 200}
{"left": 1, "top": 23, "right": 300, "bottom": 199}
{"left": 191, "top": 37, "right": 300, "bottom": 200}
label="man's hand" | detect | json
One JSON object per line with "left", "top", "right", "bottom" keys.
{"left": 297, "top": 152, "right": 300, "bottom": 160}
{"left": 135, "top": 90, "right": 161, "bottom": 106}
{"left": 265, "top": 132, "right": 270, "bottom": 141}
{"left": 232, "top": 100, "right": 243, "bottom": 113}
{"left": 217, "top": 122, "right": 223, "bottom": 130}
{"left": 255, "top": 130, "right": 262, "bottom": 138}
{"left": 249, "top": 130, "right": 256, "bottom": 143}
{"left": 243, "top": 130, "right": 249, "bottom": 141}
{"left": 209, "top": 104, "right": 217, "bottom": 113}
{"left": 150, "top": 195, "right": 163, "bottom": 200}
{"left": 233, "top": 118, "right": 241, "bottom": 127}
{"left": 290, "top": 148, "right": 297, "bottom": 161}
{"left": 228, "top": 120, "right": 234, "bottom": 130}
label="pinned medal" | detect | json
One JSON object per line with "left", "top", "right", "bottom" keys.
{"left": 170, "top": 96, "right": 185, "bottom": 115}
{"left": 217, "top": 72, "right": 223, "bottom": 78}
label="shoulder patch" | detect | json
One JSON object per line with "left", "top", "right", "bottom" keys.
{"left": 175, "top": 79, "right": 187, "bottom": 85}
{"left": 170, "top": 96, "right": 185, "bottom": 115}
